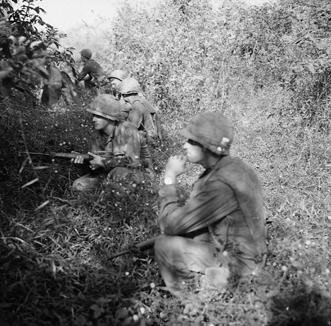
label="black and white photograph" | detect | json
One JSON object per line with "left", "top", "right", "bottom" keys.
{"left": 0, "top": 0, "right": 330, "bottom": 325}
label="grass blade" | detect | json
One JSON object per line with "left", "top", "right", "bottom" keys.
{"left": 21, "top": 178, "right": 39, "bottom": 189}
{"left": 35, "top": 200, "right": 50, "bottom": 211}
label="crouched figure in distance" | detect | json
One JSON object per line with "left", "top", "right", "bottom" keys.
{"left": 154, "top": 111, "right": 267, "bottom": 295}
{"left": 77, "top": 48, "right": 105, "bottom": 92}
{"left": 72, "top": 94, "right": 154, "bottom": 192}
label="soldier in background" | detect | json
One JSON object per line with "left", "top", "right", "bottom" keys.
{"left": 154, "top": 112, "right": 267, "bottom": 295}
{"left": 119, "top": 77, "right": 163, "bottom": 143}
{"left": 77, "top": 48, "right": 105, "bottom": 91}
{"left": 106, "top": 69, "right": 130, "bottom": 98}
{"left": 40, "top": 56, "right": 63, "bottom": 107}
{"left": 72, "top": 94, "right": 154, "bottom": 191}
{"left": 40, "top": 56, "right": 77, "bottom": 107}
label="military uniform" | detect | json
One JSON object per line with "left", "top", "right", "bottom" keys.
{"left": 154, "top": 112, "right": 267, "bottom": 293}
{"left": 120, "top": 78, "right": 161, "bottom": 141}
{"left": 78, "top": 49, "right": 105, "bottom": 89}
{"left": 72, "top": 95, "right": 153, "bottom": 192}
{"left": 104, "top": 69, "right": 130, "bottom": 97}
{"left": 77, "top": 58, "right": 105, "bottom": 88}
{"left": 123, "top": 95, "right": 158, "bottom": 139}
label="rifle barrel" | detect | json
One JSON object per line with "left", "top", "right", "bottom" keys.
{"left": 19, "top": 152, "right": 51, "bottom": 156}
{"left": 51, "top": 152, "right": 90, "bottom": 160}
{"left": 136, "top": 236, "right": 158, "bottom": 250}
{"left": 108, "top": 236, "right": 158, "bottom": 260}
{"left": 19, "top": 151, "right": 107, "bottom": 160}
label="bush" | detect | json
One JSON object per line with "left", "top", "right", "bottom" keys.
{"left": 1, "top": 0, "right": 330, "bottom": 325}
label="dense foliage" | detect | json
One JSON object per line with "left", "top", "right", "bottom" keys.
{"left": 0, "top": 0, "right": 330, "bottom": 325}
{"left": 103, "top": 0, "right": 330, "bottom": 128}
{"left": 0, "top": 0, "right": 75, "bottom": 99}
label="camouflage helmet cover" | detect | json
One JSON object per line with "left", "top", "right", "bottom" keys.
{"left": 109, "top": 69, "right": 130, "bottom": 81}
{"left": 80, "top": 48, "right": 92, "bottom": 59}
{"left": 87, "top": 94, "right": 129, "bottom": 121}
{"left": 119, "top": 77, "right": 141, "bottom": 95}
{"left": 182, "top": 112, "right": 234, "bottom": 155}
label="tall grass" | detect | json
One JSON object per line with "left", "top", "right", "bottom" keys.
{"left": 1, "top": 79, "right": 330, "bottom": 325}
{"left": 1, "top": 0, "right": 330, "bottom": 325}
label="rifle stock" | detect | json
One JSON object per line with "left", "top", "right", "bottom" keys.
{"left": 109, "top": 236, "right": 158, "bottom": 260}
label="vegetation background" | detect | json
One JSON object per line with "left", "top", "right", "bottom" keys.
{"left": 0, "top": 0, "right": 330, "bottom": 325}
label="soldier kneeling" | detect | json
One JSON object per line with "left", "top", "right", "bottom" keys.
{"left": 72, "top": 94, "right": 153, "bottom": 192}
{"left": 155, "top": 112, "right": 267, "bottom": 295}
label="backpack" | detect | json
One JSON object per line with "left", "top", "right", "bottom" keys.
{"left": 125, "top": 96, "right": 163, "bottom": 141}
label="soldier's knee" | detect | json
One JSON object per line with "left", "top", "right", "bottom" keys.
{"left": 154, "top": 234, "right": 168, "bottom": 252}
{"left": 204, "top": 266, "right": 230, "bottom": 290}
{"left": 72, "top": 176, "right": 100, "bottom": 191}
{"left": 154, "top": 235, "right": 187, "bottom": 257}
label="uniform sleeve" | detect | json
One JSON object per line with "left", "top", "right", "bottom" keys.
{"left": 77, "top": 65, "right": 90, "bottom": 81}
{"left": 143, "top": 112, "right": 157, "bottom": 138}
{"left": 88, "top": 61, "right": 104, "bottom": 80}
{"left": 133, "top": 101, "right": 157, "bottom": 138}
{"left": 158, "top": 179, "right": 238, "bottom": 235}
{"left": 90, "top": 131, "right": 105, "bottom": 152}
{"left": 139, "top": 134, "right": 153, "bottom": 170}
{"left": 128, "top": 107, "right": 143, "bottom": 128}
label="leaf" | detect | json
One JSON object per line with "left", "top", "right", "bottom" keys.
{"left": 19, "top": 157, "right": 29, "bottom": 174}
{"left": 33, "top": 166, "right": 50, "bottom": 170}
{"left": 51, "top": 259, "right": 56, "bottom": 276}
{"left": 90, "top": 304, "right": 104, "bottom": 319}
{"left": 21, "top": 177, "right": 39, "bottom": 189}
{"left": 306, "top": 63, "right": 315, "bottom": 74}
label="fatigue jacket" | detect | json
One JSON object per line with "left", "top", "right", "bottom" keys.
{"left": 123, "top": 95, "right": 158, "bottom": 139}
{"left": 158, "top": 156, "right": 267, "bottom": 263}
{"left": 78, "top": 59, "right": 105, "bottom": 83}
{"left": 90, "top": 123, "right": 152, "bottom": 172}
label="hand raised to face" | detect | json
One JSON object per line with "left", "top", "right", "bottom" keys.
{"left": 164, "top": 154, "right": 187, "bottom": 179}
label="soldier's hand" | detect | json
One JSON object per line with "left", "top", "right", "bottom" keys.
{"left": 71, "top": 152, "right": 84, "bottom": 164}
{"left": 165, "top": 155, "right": 187, "bottom": 179}
{"left": 88, "top": 152, "right": 105, "bottom": 170}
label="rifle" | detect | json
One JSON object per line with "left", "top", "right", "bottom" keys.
{"left": 108, "top": 236, "right": 158, "bottom": 260}
{"left": 20, "top": 151, "right": 139, "bottom": 171}
{"left": 19, "top": 151, "right": 107, "bottom": 161}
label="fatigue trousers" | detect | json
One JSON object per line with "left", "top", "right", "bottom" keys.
{"left": 154, "top": 234, "right": 263, "bottom": 294}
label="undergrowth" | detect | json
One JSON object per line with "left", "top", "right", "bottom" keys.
{"left": 1, "top": 0, "right": 331, "bottom": 324}
{"left": 1, "top": 85, "right": 330, "bottom": 326}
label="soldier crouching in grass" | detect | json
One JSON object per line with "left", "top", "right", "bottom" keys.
{"left": 77, "top": 48, "right": 105, "bottom": 93}
{"left": 72, "top": 94, "right": 154, "bottom": 192}
{"left": 119, "top": 77, "right": 162, "bottom": 144}
{"left": 154, "top": 112, "right": 267, "bottom": 296}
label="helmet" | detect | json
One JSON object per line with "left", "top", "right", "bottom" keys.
{"left": 109, "top": 69, "right": 130, "bottom": 81}
{"left": 87, "top": 94, "right": 129, "bottom": 121}
{"left": 80, "top": 48, "right": 92, "bottom": 60}
{"left": 119, "top": 77, "right": 141, "bottom": 95}
{"left": 182, "top": 112, "right": 234, "bottom": 155}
